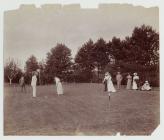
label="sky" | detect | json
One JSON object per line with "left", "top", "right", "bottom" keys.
{"left": 3, "top": 3, "right": 159, "bottom": 69}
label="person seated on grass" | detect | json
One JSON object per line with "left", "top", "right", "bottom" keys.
{"left": 141, "top": 81, "right": 152, "bottom": 91}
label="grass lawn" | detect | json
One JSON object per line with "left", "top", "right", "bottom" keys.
{"left": 4, "top": 83, "right": 159, "bottom": 135}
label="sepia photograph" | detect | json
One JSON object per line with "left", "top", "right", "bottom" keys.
{"left": 2, "top": 0, "right": 160, "bottom": 136}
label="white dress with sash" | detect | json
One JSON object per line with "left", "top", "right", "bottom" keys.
{"left": 104, "top": 75, "right": 116, "bottom": 93}
{"left": 55, "top": 77, "right": 63, "bottom": 95}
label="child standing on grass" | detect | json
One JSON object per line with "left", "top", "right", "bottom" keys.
{"left": 103, "top": 72, "right": 116, "bottom": 102}
{"left": 54, "top": 76, "right": 63, "bottom": 95}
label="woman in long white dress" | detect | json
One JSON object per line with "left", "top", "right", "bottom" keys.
{"left": 54, "top": 77, "right": 63, "bottom": 95}
{"left": 132, "top": 73, "right": 139, "bottom": 90}
{"left": 103, "top": 72, "right": 116, "bottom": 101}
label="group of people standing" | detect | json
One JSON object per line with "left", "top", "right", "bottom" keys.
{"left": 125, "top": 72, "right": 151, "bottom": 91}
{"left": 103, "top": 71, "right": 151, "bottom": 101}
{"left": 19, "top": 71, "right": 64, "bottom": 98}
{"left": 31, "top": 72, "right": 64, "bottom": 97}
{"left": 18, "top": 71, "right": 151, "bottom": 99}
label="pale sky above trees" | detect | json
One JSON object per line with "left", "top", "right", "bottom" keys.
{"left": 4, "top": 4, "right": 159, "bottom": 69}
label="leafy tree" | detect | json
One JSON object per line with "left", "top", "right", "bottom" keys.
{"left": 110, "top": 37, "right": 123, "bottom": 61}
{"left": 45, "top": 43, "right": 72, "bottom": 82}
{"left": 75, "top": 38, "right": 115, "bottom": 82}
{"left": 25, "top": 55, "right": 39, "bottom": 84}
{"left": 75, "top": 38, "right": 110, "bottom": 82}
{"left": 73, "top": 65, "right": 90, "bottom": 82}
{"left": 4, "top": 59, "right": 21, "bottom": 84}
{"left": 119, "top": 37, "right": 133, "bottom": 61}
{"left": 130, "top": 24, "right": 159, "bottom": 66}
{"left": 75, "top": 39, "right": 95, "bottom": 72}
{"left": 25, "top": 55, "right": 39, "bottom": 73}
{"left": 37, "top": 60, "right": 46, "bottom": 85}
{"left": 92, "top": 38, "right": 109, "bottom": 78}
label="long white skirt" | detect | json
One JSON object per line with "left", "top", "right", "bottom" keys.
{"left": 56, "top": 82, "right": 63, "bottom": 95}
{"left": 107, "top": 80, "right": 116, "bottom": 93}
{"left": 126, "top": 79, "right": 132, "bottom": 89}
{"left": 141, "top": 85, "right": 151, "bottom": 91}
{"left": 32, "top": 85, "right": 36, "bottom": 97}
{"left": 132, "top": 81, "right": 138, "bottom": 90}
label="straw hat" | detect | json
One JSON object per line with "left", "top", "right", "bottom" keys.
{"left": 105, "top": 72, "right": 110, "bottom": 76}
{"left": 133, "top": 72, "right": 137, "bottom": 76}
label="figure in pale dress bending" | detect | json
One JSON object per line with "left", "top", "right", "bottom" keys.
{"left": 132, "top": 73, "right": 139, "bottom": 90}
{"left": 126, "top": 73, "right": 132, "bottom": 89}
{"left": 54, "top": 77, "right": 63, "bottom": 95}
{"left": 103, "top": 72, "right": 116, "bottom": 102}
{"left": 31, "top": 72, "right": 37, "bottom": 97}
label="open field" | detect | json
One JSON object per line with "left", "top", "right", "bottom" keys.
{"left": 4, "top": 83, "right": 159, "bottom": 135}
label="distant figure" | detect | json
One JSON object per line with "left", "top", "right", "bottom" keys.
{"left": 103, "top": 72, "right": 116, "bottom": 102}
{"left": 31, "top": 72, "right": 37, "bottom": 97}
{"left": 132, "top": 73, "right": 139, "bottom": 90}
{"left": 126, "top": 73, "right": 132, "bottom": 89}
{"left": 54, "top": 76, "right": 63, "bottom": 95}
{"left": 19, "top": 75, "right": 26, "bottom": 92}
{"left": 103, "top": 72, "right": 108, "bottom": 91}
{"left": 141, "top": 81, "right": 151, "bottom": 91}
{"left": 116, "top": 72, "right": 123, "bottom": 89}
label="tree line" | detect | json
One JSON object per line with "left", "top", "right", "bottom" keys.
{"left": 4, "top": 25, "right": 159, "bottom": 86}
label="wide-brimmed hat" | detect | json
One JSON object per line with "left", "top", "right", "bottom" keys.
{"left": 105, "top": 72, "right": 110, "bottom": 76}
{"left": 133, "top": 72, "right": 137, "bottom": 75}
{"left": 32, "top": 71, "right": 38, "bottom": 75}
